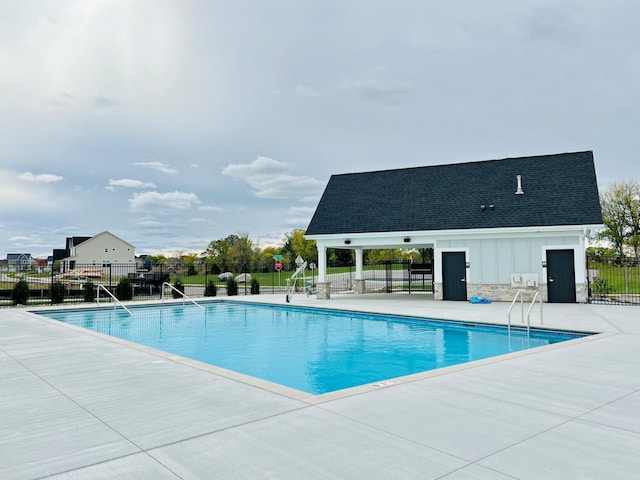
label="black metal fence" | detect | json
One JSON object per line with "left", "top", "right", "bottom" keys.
{"left": 322, "top": 261, "right": 433, "bottom": 294}
{"left": 0, "top": 260, "right": 434, "bottom": 307}
{"left": 4, "top": 256, "right": 639, "bottom": 306}
{"left": 587, "top": 255, "right": 640, "bottom": 305}
{"left": 0, "top": 262, "right": 292, "bottom": 307}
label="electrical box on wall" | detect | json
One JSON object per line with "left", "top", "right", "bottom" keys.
{"left": 510, "top": 273, "right": 538, "bottom": 287}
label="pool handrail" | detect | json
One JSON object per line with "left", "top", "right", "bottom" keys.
{"left": 161, "top": 282, "right": 205, "bottom": 310}
{"left": 96, "top": 284, "right": 133, "bottom": 316}
{"left": 526, "top": 291, "right": 543, "bottom": 334}
{"left": 286, "top": 260, "right": 308, "bottom": 303}
{"left": 507, "top": 291, "right": 525, "bottom": 333}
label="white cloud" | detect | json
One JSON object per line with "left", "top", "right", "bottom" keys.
{"left": 0, "top": 170, "right": 64, "bottom": 213}
{"left": 222, "top": 156, "right": 325, "bottom": 200}
{"left": 18, "top": 172, "right": 63, "bottom": 183}
{"left": 128, "top": 191, "right": 201, "bottom": 213}
{"left": 133, "top": 161, "right": 178, "bottom": 175}
{"left": 9, "top": 235, "right": 37, "bottom": 242}
{"left": 289, "top": 206, "right": 316, "bottom": 215}
{"left": 108, "top": 178, "right": 156, "bottom": 189}
{"left": 199, "top": 205, "right": 224, "bottom": 212}
{"left": 222, "top": 156, "right": 290, "bottom": 177}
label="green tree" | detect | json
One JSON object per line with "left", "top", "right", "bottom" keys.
{"left": 115, "top": 277, "right": 133, "bottom": 301}
{"left": 599, "top": 181, "right": 640, "bottom": 256}
{"left": 226, "top": 277, "right": 238, "bottom": 296}
{"left": 586, "top": 246, "right": 617, "bottom": 261}
{"left": 329, "top": 248, "right": 353, "bottom": 267}
{"left": 250, "top": 278, "right": 260, "bottom": 294}
{"left": 204, "top": 279, "right": 217, "bottom": 296}
{"left": 182, "top": 252, "right": 199, "bottom": 276}
{"left": 287, "top": 229, "right": 317, "bottom": 263}
{"left": 83, "top": 280, "right": 96, "bottom": 302}
{"left": 257, "top": 245, "right": 281, "bottom": 271}
{"left": 171, "top": 279, "right": 185, "bottom": 298}
{"left": 367, "top": 249, "right": 404, "bottom": 263}
{"left": 146, "top": 254, "right": 167, "bottom": 265}
{"left": 228, "top": 232, "right": 254, "bottom": 270}
{"left": 12, "top": 279, "right": 30, "bottom": 305}
{"left": 51, "top": 281, "right": 68, "bottom": 304}
{"left": 205, "top": 234, "right": 240, "bottom": 269}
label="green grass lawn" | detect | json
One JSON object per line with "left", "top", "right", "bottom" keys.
{"left": 588, "top": 262, "right": 640, "bottom": 294}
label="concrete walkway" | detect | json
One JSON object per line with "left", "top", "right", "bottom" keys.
{"left": 1, "top": 295, "right": 639, "bottom": 479}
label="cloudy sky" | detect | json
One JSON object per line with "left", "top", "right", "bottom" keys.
{"left": 1, "top": 1, "right": 639, "bottom": 258}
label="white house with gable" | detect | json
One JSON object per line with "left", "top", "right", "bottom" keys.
{"left": 61, "top": 231, "right": 136, "bottom": 275}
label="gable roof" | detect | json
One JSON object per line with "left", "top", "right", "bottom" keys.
{"left": 7, "top": 253, "right": 32, "bottom": 261}
{"left": 66, "top": 236, "right": 91, "bottom": 249}
{"left": 306, "top": 151, "right": 602, "bottom": 236}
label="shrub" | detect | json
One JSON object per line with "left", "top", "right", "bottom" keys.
{"left": 250, "top": 278, "right": 260, "bottom": 295}
{"left": 51, "top": 281, "right": 68, "bottom": 304}
{"left": 591, "top": 277, "right": 612, "bottom": 296}
{"left": 226, "top": 277, "right": 238, "bottom": 296}
{"left": 12, "top": 279, "right": 30, "bottom": 305}
{"left": 115, "top": 277, "right": 133, "bottom": 301}
{"left": 187, "top": 264, "right": 197, "bottom": 276}
{"left": 172, "top": 279, "right": 185, "bottom": 298}
{"left": 204, "top": 279, "right": 217, "bottom": 297}
{"left": 83, "top": 281, "right": 96, "bottom": 303}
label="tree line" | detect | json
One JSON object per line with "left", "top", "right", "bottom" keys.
{"left": 597, "top": 180, "right": 640, "bottom": 258}
{"left": 144, "top": 229, "right": 433, "bottom": 273}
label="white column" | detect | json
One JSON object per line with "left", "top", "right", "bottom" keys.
{"left": 317, "top": 245, "right": 327, "bottom": 282}
{"left": 355, "top": 248, "right": 363, "bottom": 280}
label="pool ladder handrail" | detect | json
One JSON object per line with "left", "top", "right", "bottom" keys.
{"left": 508, "top": 290, "right": 544, "bottom": 334}
{"left": 161, "top": 282, "right": 205, "bottom": 310}
{"left": 96, "top": 284, "right": 133, "bottom": 316}
{"left": 526, "top": 291, "right": 543, "bottom": 334}
{"left": 507, "top": 291, "right": 525, "bottom": 333}
{"left": 286, "top": 260, "right": 308, "bottom": 303}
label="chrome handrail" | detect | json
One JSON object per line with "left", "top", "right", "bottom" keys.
{"left": 96, "top": 284, "right": 133, "bottom": 316}
{"left": 507, "top": 291, "right": 524, "bottom": 333}
{"left": 161, "top": 282, "right": 205, "bottom": 310}
{"left": 526, "top": 291, "right": 543, "bottom": 333}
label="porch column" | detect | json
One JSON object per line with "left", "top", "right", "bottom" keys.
{"left": 354, "top": 247, "right": 365, "bottom": 294}
{"left": 316, "top": 245, "right": 330, "bottom": 299}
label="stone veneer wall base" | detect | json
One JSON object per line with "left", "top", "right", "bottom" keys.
{"left": 315, "top": 282, "right": 331, "bottom": 300}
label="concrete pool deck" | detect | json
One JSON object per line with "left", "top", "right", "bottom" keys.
{"left": 0, "top": 295, "right": 638, "bottom": 479}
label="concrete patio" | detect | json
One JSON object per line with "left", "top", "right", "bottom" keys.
{"left": 1, "top": 294, "right": 639, "bottom": 479}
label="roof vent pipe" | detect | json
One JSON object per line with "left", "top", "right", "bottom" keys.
{"left": 515, "top": 175, "right": 524, "bottom": 195}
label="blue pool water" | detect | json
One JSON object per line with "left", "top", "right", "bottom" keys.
{"left": 36, "top": 302, "right": 585, "bottom": 395}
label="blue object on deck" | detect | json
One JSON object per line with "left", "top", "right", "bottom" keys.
{"left": 470, "top": 296, "right": 491, "bottom": 304}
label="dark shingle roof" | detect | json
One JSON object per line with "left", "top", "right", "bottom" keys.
{"left": 306, "top": 151, "right": 602, "bottom": 235}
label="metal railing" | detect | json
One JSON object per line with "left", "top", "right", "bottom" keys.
{"left": 508, "top": 290, "right": 544, "bottom": 334}
{"left": 526, "top": 291, "right": 543, "bottom": 333}
{"left": 97, "top": 284, "right": 132, "bottom": 316}
{"left": 587, "top": 255, "right": 640, "bottom": 305}
{"left": 161, "top": 282, "right": 205, "bottom": 310}
{"left": 507, "top": 291, "right": 525, "bottom": 333}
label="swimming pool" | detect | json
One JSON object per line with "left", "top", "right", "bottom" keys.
{"left": 36, "top": 302, "right": 586, "bottom": 395}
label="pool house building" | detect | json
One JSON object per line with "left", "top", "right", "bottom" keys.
{"left": 305, "top": 151, "right": 603, "bottom": 303}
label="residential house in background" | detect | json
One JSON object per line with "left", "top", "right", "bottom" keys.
{"left": 58, "top": 231, "right": 136, "bottom": 275}
{"left": 6, "top": 253, "right": 35, "bottom": 272}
